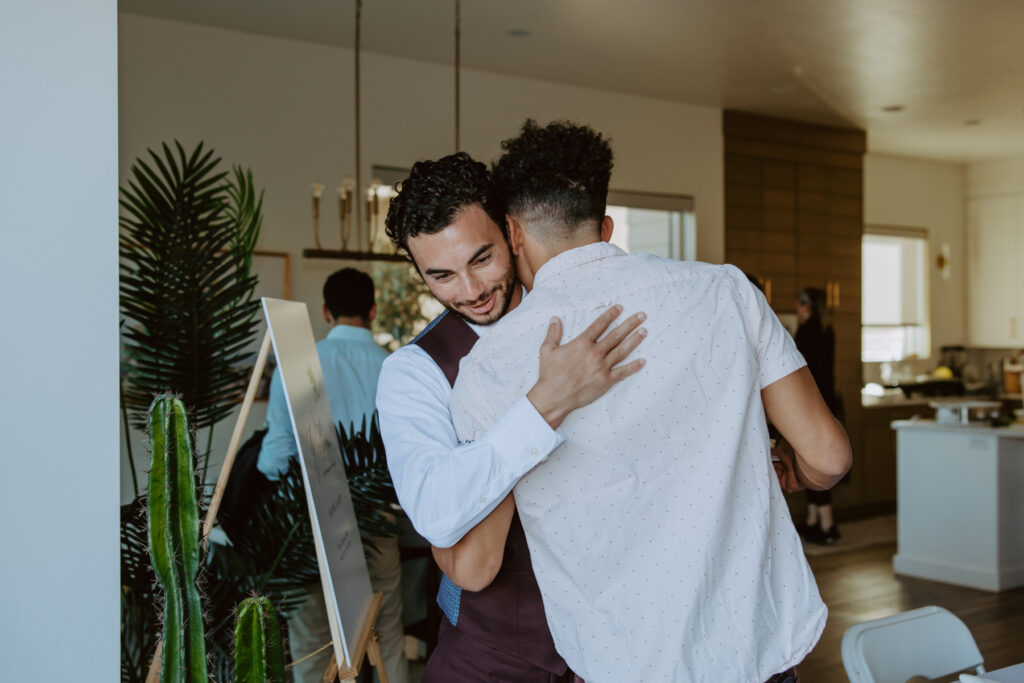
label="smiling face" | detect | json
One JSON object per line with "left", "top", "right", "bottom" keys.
{"left": 407, "top": 203, "right": 521, "bottom": 325}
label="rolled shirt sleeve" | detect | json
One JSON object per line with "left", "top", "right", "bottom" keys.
{"left": 376, "top": 345, "right": 563, "bottom": 548}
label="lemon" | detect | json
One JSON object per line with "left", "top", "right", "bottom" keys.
{"left": 933, "top": 366, "right": 954, "bottom": 379}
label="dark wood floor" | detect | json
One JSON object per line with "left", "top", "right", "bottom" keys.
{"left": 800, "top": 542, "right": 1024, "bottom": 681}
{"left": 409, "top": 542, "right": 1024, "bottom": 682}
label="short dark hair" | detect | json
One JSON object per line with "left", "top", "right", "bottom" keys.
{"left": 323, "top": 268, "right": 375, "bottom": 320}
{"left": 385, "top": 152, "right": 506, "bottom": 257}
{"left": 492, "top": 119, "right": 613, "bottom": 240}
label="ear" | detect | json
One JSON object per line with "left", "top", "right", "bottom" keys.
{"left": 506, "top": 215, "right": 525, "bottom": 257}
{"left": 322, "top": 304, "right": 332, "bottom": 324}
{"left": 600, "top": 215, "right": 614, "bottom": 243}
{"left": 368, "top": 303, "right": 377, "bottom": 323}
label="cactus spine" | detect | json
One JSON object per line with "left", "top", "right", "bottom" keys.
{"left": 147, "top": 394, "right": 208, "bottom": 682}
{"left": 234, "top": 596, "right": 286, "bottom": 683}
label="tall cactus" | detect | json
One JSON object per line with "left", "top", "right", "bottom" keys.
{"left": 147, "top": 394, "right": 208, "bottom": 682}
{"left": 234, "top": 596, "right": 286, "bottom": 683}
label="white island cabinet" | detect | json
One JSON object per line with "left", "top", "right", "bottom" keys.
{"left": 892, "top": 420, "right": 1024, "bottom": 591}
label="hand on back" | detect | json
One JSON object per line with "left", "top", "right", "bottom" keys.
{"left": 527, "top": 304, "right": 647, "bottom": 429}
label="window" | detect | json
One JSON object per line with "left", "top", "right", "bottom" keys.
{"left": 607, "top": 190, "right": 696, "bottom": 261}
{"left": 861, "top": 227, "right": 930, "bottom": 362}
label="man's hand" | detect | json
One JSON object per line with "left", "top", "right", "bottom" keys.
{"left": 762, "top": 367, "right": 852, "bottom": 491}
{"left": 526, "top": 305, "right": 647, "bottom": 429}
{"left": 771, "top": 438, "right": 804, "bottom": 493}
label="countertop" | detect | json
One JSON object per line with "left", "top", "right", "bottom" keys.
{"left": 890, "top": 419, "right": 1024, "bottom": 437}
{"left": 861, "top": 392, "right": 1022, "bottom": 409}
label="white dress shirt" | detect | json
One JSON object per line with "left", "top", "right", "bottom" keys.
{"left": 451, "top": 243, "right": 825, "bottom": 683}
{"left": 376, "top": 320, "right": 564, "bottom": 548}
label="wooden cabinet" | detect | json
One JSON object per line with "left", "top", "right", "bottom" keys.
{"left": 723, "top": 111, "right": 870, "bottom": 515}
{"left": 967, "top": 195, "right": 1024, "bottom": 347}
{"left": 850, "top": 404, "right": 930, "bottom": 512}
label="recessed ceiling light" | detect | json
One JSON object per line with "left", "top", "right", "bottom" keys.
{"left": 965, "top": 119, "right": 981, "bottom": 126}
{"left": 882, "top": 105, "right": 905, "bottom": 113}
{"left": 507, "top": 29, "right": 531, "bottom": 38}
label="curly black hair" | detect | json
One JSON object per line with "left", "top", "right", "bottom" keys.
{"left": 492, "top": 119, "right": 613, "bottom": 241}
{"left": 385, "top": 151, "right": 506, "bottom": 257}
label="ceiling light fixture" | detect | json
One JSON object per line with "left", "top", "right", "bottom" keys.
{"left": 455, "top": 0, "right": 461, "bottom": 152}
{"left": 303, "top": 0, "right": 462, "bottom": 262}
{"left": 965, "top": 119, "right": 981, "bottom": 126}
{"left": 882, "top": 105, "right": 905, "bottom": 113}
{"left": 507, "top": 28, "right": 531, "bottom": 38}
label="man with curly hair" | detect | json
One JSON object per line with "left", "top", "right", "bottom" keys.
{"left": 377, "top": 151, "right": 646, "bottom": 681}
{"left": 446, "top": 120, "right": 852, "bottom": 682}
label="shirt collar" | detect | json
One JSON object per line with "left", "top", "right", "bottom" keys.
{"left": 326, "top": 324, "right": 374, "bottom": 342}
{"left": 532, "top": 242, "right": 627, "bottom": 289}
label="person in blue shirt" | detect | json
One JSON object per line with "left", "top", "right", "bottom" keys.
{"left": 258, "top": 267, "right": 408, "bottom": 683}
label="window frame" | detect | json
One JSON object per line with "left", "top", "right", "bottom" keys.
{"left": 861, "top": 224, "right": 931, "bottom": 362}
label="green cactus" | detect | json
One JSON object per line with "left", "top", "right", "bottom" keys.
{"left": 147, "top": 394, "right": 208, "bottom": 682}
{"left": 234, "top": 596, "right": 286, "bottom": 683}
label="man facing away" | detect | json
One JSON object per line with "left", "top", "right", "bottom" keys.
{"left": 257, "top": 268, "right": 408, "bottom": 683}
{"left": 448, "top": 120, "right": 853, "bottom": 683}
{"left": 376, "top": 152, "right": 646, "bottom": 681}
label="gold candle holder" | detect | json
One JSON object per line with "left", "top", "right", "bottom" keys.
{"left": 339, "top": 177, "right": 354, "bottom": 250}
{"left": 312, "top": 181, "right": 323, "bottom": 249}
{"left": 365, "top": 179, "right": 381, "bottom": 253}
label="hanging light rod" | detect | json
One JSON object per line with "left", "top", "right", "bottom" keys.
{"left": 454, "top": 0, "right": 461, "bottom": 153}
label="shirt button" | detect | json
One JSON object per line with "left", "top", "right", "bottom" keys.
{"left": 529, "top": 446, "right": 539, "bottom": 456}
{"left": 478, "top": 496, "right": 486, "bottom": 504}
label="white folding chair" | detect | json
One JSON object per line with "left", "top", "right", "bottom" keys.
{"left": 841, "top": 605, "right": 985, "bottom": 683}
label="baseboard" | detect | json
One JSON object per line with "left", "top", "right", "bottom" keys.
{"left": 892, "top": 553, "right": 1024, "bottom": 592}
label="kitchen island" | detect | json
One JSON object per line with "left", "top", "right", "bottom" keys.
{"left": 892, "top": 420, "right": 1024, "bottom": 591}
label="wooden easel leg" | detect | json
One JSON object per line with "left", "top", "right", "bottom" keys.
{"left": 201, "top": 330, "right": 271, "bottom": 542}
{"left": 322, "top": 654, "right": 340, "bottom": 683}
{"left": 319, "top": 594, "right": 388, "bottom": 683}
{"left": 366, "top": 630, "right": 389, "bottom": 683}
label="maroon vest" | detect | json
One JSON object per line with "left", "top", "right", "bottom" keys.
{"left": 414, "top": 310, "right": 568, "bottom": 675}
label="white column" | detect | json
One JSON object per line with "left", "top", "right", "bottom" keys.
{"left": 0, "top": 1, "right": 119, "bottom": 680}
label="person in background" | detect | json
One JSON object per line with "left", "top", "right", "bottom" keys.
{"left": 258, "top": 267, "right": 408, "bottom": 683}
{"left": 795, "top": 286, "right": 842, "bottom": 545}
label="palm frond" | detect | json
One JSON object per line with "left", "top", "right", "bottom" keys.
{"left": 119, "top": 140, "right": 262, "bottom": 432}
{"left": 338, "top": 415, "right": 401, "bottom": 539}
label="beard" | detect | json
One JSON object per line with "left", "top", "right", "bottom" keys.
{"left": 445, "top": 265, "right": 518, "bottom": 326}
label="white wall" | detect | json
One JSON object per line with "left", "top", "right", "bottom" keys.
{"left": 117, "top": 13, "right": 724, "bottom": 496}
{"left": 0, "top": 1, "right": 119, "bottom": 680}
{"left": 966, "top": 155, "right": 1024, "bottom": 198}
{"left": 863, "top": 153, "right": 967, "bottom": 365}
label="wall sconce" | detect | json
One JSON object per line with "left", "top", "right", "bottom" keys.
{"left": 936, "top": 242, "right": 951, "bottom": 281}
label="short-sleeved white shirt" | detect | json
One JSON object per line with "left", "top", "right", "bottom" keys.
{"left": 450, "top": 242, "right": 825, "bottom": 683}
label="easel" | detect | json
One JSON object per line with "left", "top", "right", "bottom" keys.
{"left": 321, "top": 592, "right": 389, "bottom": 683}
{"left": 146, "top": 329, "right": 389, "bottom": 683}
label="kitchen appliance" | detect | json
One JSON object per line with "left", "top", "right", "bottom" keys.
{"left": 1005, "top": 362, "right": 1023, "bottom": 395}
{"left": 938, "top": 345, "right": 967, "bottom": 378}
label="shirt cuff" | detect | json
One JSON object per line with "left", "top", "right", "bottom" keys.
{"left": 478, "top": 395, "right": 565, "bottom": 473}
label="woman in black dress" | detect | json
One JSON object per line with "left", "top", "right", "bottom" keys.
{"left": 795, "top": 286, "right": 841, "bottom": 544}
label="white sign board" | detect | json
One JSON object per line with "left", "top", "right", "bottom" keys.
{"left": 262, "top": 297, "right": 373, "bottom": 666}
